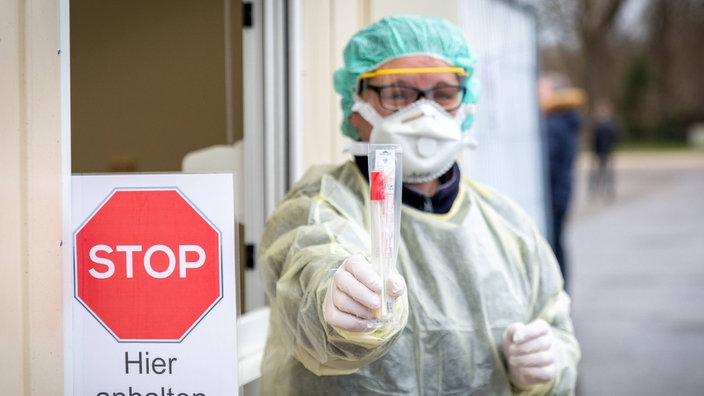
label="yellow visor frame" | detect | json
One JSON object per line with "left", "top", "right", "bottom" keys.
{"left": 358, "top": 67, "right": 468, "bottom": 80}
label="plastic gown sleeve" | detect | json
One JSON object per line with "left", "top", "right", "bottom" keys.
{"left": 259, "top": 171, "right": 408, "bottom": 376}
{"left": 469, "top": 180, "right": 579, "bottom": 394}
{"left": 513, "top": 227, "right": 580, "bottom": 396}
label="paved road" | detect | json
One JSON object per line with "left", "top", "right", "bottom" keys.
{"left": 567, "top": 151, "right": 704, "bottom": 396}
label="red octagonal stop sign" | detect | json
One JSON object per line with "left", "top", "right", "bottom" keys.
{"left": 73, "top": 188, "right": 222, "bottom": 342}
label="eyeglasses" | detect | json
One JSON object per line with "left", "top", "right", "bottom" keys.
{"left": 360, "top": 83, "right": 466, "bottom": 112}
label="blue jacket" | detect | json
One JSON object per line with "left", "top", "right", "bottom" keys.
{"left": 546, "top": 110, "right": 581, "bottom": 214}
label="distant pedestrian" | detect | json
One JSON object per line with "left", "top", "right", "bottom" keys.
{"left": 589, "top": 99, "right": 618, "bottom": 200}
{"left": 538, "top": 73, "right": 586, "bottom": 290}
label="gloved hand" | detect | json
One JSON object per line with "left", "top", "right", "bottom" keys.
{"left": 503, "top": 318, "right": 558, "bottom": 389}
{"left": 324, "top": 254, "right": 406, "bottom": 332}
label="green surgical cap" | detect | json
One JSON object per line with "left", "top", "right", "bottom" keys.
{"left": 334, "top": 15, "right": 480, "bottom": 141}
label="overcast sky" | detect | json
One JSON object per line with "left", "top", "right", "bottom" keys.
{"left": 616, "top": 0, "right": 650, "bottom": 38}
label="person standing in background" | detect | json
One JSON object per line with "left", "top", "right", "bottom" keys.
{"left": 589, "top": 98, "right": 619, "bottom": 201}
{"left": 538, "top": 73, "right": 586, "bottom": 291}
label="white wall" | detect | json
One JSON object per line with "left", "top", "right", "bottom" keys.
{"left": 296, "top": 0, "right": 365, "bottom": 179}
{"left": 459, "top": 0, "right": 547, "bottom": 232}
{"left": 0, "top": 0, "right": 65, "bottom": 393}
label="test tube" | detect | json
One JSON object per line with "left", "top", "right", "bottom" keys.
{"left": 368, "top": 144, "right": 402, "bottom": 324}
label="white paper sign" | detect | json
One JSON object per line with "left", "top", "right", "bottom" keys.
{"left": 70, "top": 173, "right": 238, "bottom": 395}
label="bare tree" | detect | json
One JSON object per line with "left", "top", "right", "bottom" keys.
{"left": 648, "top": 0, "right": 674, "bottom": 129}
{"left": 538, "top": 0, "right": 704, "bottom": 143}
{"left": 646, "top": 0, "right": 704, "bottom": 139}
{"left": 537, "top": 0, "right": 627, "bottom": 99}
{"left": 577, "top": 0, "right": 627, "bottom": 100}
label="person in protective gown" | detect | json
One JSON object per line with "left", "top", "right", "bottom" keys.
{"left": 259, "top": 15, "right": 580, "bottom": 395}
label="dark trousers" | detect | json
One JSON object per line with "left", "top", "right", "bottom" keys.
{"left": 550, "top": 206, "right": 568, "bottom": 290}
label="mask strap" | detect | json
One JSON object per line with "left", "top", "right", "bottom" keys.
{"left": 453, "top": 104, "right": 469, "bottom": 125}
{"left": 463, "top": 134, "right": 479, "bottom": 149}
{"left": 351, "top": 96, "right": 384, "bottom": 127}
{"left": 458, "top": 104, "right": 478, "bottom": 149}
{"left": 343, "top": 142, "right": 370, "bottom": 156}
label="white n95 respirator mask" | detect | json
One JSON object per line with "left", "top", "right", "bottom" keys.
{"left": 352, "top": 99, "right": 471, "bottom": 183}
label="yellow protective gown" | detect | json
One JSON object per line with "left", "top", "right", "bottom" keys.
{"left": 259, "top": 161, "right": 580, "bottom": 395}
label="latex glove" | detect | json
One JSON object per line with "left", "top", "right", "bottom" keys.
{"left": 324, "top": 254, "right": 406, "bottom": 332}
{"left": 503, "top": 318, "right": 558, "bottom": 389}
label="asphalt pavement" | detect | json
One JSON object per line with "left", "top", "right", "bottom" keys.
{"left": 566, "top": 150, "right": 704, "bottom": 396}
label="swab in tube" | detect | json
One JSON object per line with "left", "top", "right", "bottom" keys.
{"left": 368, "top": 144, "right": 402, "bottom": 325}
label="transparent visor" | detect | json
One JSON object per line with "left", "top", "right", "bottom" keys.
{"left": 357, "top": 67, "right": 468, "bottom": 112}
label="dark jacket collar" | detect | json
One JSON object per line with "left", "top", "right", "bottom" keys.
{"left": 354, "top": 156, "right": 460, "bottom": 214}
